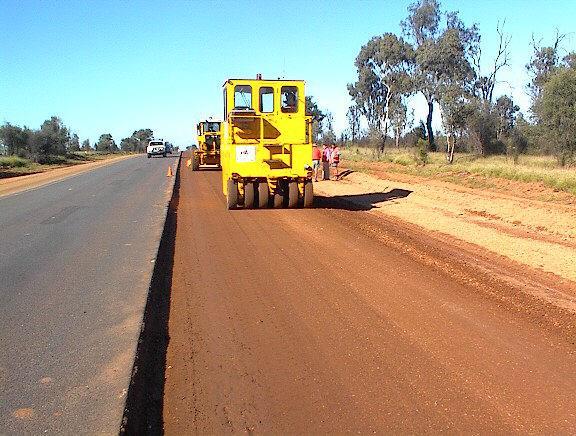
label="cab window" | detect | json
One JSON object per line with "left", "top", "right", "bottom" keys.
{"left": 234, "top": 85, "right": 252, "bottom": 110}
{"left": 203, "top": 122, "right": 219, "bottom": 132}
{"left": 259, "top": 87, "right": 274, "bottom": 113}
{"left": 281, "top": 86, "right": 298, "bottom": 113}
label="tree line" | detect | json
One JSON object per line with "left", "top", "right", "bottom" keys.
{"left": 0, "top": 117, "right": 157, "bottom": 162}
{"left": 345, "top": 0, "right": 576, "bottom": 166}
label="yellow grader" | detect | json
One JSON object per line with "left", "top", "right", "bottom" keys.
{"left": 220, "top": 76, "right": 314, "bottom": 209}
{"left": 192, "top": 119, "right": 222, "bottom": 170}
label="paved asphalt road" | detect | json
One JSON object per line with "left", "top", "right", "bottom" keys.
{"left": 0, "top": 155, "right": 178, "bottom": 433}
{"left": 163, "top": 165, "right": 576, "bottom": 433}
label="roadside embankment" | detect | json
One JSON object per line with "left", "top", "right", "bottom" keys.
{"left": 314, "top": 168, "right": 576, "bottom": 309}
{"left": 0, "top": 154, "right": 137, "bottom": 197}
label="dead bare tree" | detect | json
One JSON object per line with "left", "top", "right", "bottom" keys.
{"left": 473, "top": 21, "right": 511, "bottom": 103}
{"left": 527, "top": 29, "right": 568, "bottom": 101}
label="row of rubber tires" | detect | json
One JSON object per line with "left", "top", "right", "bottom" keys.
{"left": 227, "top": 179, "right": 313, "bottom": 210}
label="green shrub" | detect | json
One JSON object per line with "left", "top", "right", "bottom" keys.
{"left": 0, "top": 155, "right": 30, "bottom": 168}
{"left": 415, "top": 139, "right": 429, "bottom": 165}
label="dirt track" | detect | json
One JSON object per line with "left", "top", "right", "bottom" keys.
{"left": 162, "top": 158, "right": 576, "bottom": 433}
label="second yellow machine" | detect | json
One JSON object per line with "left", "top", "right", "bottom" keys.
{"left": 220, "top": 76, "right": 314, "bottom": 209}
{"left": 192, "top": 119, "right": 222, "bottom": 170}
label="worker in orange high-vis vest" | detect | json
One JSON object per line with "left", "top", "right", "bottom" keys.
{"left": 330, "top": 143, "right": 340, "bottom": 180}
{"left": 312, "top": 144, "right": 322, "bottom": 182}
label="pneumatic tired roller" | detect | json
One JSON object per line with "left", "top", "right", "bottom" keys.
{"left": 221, "top": 76, "right": 314, "bottom": 209}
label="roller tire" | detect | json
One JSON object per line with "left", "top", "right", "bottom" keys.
{"left": 244, "top": 182, "right": 255, "bottom": 209}
{"left": 257, "top": 182, "right": 269, "bottom": 208}
{"left": 303, "top": 181, "right": 314, "bottom": 208}
{"left": 287, "top": 182, "right": 298, "bottom": 208}
{"left": 227, "top": 179, "right": 238, "bottom": 210}
{"left": 273, "top": 191, "right": 283, "bottom": 208}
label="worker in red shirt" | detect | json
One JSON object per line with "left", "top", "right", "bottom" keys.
{"left": 312, "top": 144, "right": 322, "bottom": 181}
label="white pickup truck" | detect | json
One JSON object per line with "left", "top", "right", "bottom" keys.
{"left": 147, "top": 140, "right": 166, "bottom": 158}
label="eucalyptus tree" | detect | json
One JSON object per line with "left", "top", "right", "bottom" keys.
{"left": 36, "top": 116, "right": 70, "bottom": 156}
{"left": 435, "top": 26, "right": 477, "bottom": 161}
{"left": 526, "top": 32, "right": 576, "bottom": 122}
{"left": 67, "top": 133, "right": 80, "bottom": 152}
{"left": 439, "top": 85, "right": 470, "bottom": 162}
{"left": 348, "top": 32, "right": 414, "bottom": 153}
{"left": 321, "top": 111, "right": 337, "bottom": 144}
{"left": 402, "top": 0, "right": 479, "bottom": 151}
{"left": 131, "top": 129, "right": 154, "bottom": 152}
{"left": 305, "top": 96, "right": 325, "bottom": 142}
{"left": 472, "top": 22, "right": 510, "bottom": 103}
{"left": 527, "top": 33, "right": 566, "bottom": 102}
{"left": 0, "top": 123, "right": 29, "bottom": 156}
{"left": 390, "top": 101, "right": 408, "bottom": 148}
{"left": 96, "top": 133, "right": 117, "bottom": 153}
{"left": 537, "top": 67, "right": 576, "bottom": 165}
{"left": 120, "top": 137, "right": 135, "bottom": 152}
{"left": 494, "top": 95, "right": 520, "bottom": 140}
{"left": 346, "top": 105, "right": 361, "bottom": 143}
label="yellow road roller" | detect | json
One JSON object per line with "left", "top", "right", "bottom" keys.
{"left": 221, "top": 76, "right": 313, "bottom": 209}
{"left": 192, "top": 119, "right": 222, "bottom": 170}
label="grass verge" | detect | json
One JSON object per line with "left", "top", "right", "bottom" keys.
{"left": 0, "top": 152, "right": 133, "bottom": 178}
{"left": 343, "top": 147, "right": 576, "bottom": 197}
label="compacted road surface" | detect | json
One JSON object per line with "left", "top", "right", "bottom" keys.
{"left": 0, "top": 155, "right": 178, "bottom": 433}
{"left": 163, "top": 160, "right": 576, "bottom": 433}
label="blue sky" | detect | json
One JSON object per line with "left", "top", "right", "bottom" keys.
{"left": 1, "top": 0, "right": 575, "bottom": 146}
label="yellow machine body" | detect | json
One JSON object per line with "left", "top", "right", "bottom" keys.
{"left": 192, "top": 120, "right": 222, "bottom": 169}
{"left": 221, "top": 78, "right": 314, "bottom": 209}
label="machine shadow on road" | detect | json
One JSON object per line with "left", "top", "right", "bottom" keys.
{"left": 315, "top": 188, "right": 412, "bottom": 211}
{"left": 120, "top": 161, "right": 180, "bottom": 433}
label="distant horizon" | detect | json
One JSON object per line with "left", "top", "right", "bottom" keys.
{"left": 2, "top": 0, "right": 575, "bottom": 146}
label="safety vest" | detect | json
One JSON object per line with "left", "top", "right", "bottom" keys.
{"left": 332, "top": 148, "right": 340, "bottom": 162}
